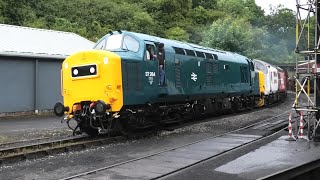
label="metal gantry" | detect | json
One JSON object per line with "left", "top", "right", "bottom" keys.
{"left": 293, "top": 0, "right": 320, "bottom": 140}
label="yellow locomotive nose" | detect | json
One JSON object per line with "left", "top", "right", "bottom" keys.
{"left": 61, "top": 50, "right": 123, "bottom": 114}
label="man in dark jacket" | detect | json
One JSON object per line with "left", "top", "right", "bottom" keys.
{"left": 158, "top": 43, "right": 165, "bottom": 86}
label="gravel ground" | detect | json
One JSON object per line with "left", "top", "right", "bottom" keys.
{"left": 0, "top": 92, "right": 295, "bottom": 179}
{"left": 0, "top": 115, "right": 75, "bottom": 144}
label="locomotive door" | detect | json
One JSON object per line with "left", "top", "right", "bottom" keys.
{"left": 143, "top": 42, "right": 159, "bottom": 99}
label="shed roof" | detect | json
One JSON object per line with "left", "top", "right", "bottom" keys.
{"left": 0, "top": 24, "right": 95, "bottom": 59}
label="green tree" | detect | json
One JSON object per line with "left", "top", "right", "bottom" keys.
{"left": 190, "top": 6, "right": 209, "bottom": 25}
{"left": 0, "top": 0, "right": 297, "bottom": 64}
{"left": 201, "top": 17, "right": 253, "bottom": 53}
{"left": 192, "top": 0, "right": 217, "bottom": 9}
{"left": 0, "top": 0, "right": 4, "bottom": 23}
{"left": 165, "top": 27, "right": 189, "bottom": 41}
{"left": 128, "top": 11, "right": 156, "bottom": 34}
{"left": 2, "top": 0, "right": 36, "bottom": 25}
{"left": 264, "top": 7, "right": 296, "bottom": 52}
{"left": 217, "top": 0, "right": 264, "bottom": 26}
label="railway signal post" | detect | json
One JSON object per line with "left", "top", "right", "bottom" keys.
{"left": 294, "top": 0, "right": 320, "bottom": 140}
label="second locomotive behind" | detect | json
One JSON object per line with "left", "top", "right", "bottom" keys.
{"left": 54, "top": 31, "right": 287, "bottom": 136}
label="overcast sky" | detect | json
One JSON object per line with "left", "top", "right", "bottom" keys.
{"left": 255, "top": 0, "right": 308, "bottom": 16}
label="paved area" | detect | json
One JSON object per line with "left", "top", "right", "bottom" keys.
{"left": 74, "top": 134, "right": 262, "bottom": 179}
{"left": 164, "top": 132, "right": 320, "bottom": 180}
{"left": 216, "top": 135, "right": 320, "bottom": 179}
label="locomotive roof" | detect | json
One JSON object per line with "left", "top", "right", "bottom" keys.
{"left": 127, "top": 31, "right": 248, "bottom": 63}
{"left": 130, "top": 31, "right": 225, "bottom": 53}
{"left": 97, "top": 31, "right": 250, "bottom": 64}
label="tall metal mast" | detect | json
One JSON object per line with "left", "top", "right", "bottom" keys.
{"left": 294, "top": 0, "right": 320, "bottom": 140}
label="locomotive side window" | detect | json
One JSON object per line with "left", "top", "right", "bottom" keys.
{"left": 123, "top": 35, "right": 140, "bottom": 52}
{"left": 145, "top": 44, "right": 156, "bottom": 60}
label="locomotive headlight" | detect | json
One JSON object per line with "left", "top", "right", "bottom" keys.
{"left": 73, "top": 69, "right": 79, "bottom": 76}
{"left": 94, "top": 100, "right": 111, "bottom": 116}
{"left": 90, "top": 67, "right": 95, "bottom": 74}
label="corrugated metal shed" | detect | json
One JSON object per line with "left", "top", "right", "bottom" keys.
{"left": 0, "top": 24, "right": 94, "bottom": 58}
{"left": 0, "top": 24, "right": 95, "bottom": 114}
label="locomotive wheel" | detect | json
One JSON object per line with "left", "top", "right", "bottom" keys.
{"left": 79, "top": 123, "right": 99, "bottom": 136}
{"left": 231, "top": 99, "right": 241, "bottom": 113}
{"left": 193, "top": 104, "right": 202, "bottom": 120}
{"left": 117, "top": 117, "right": 133, "bottom": 136}
{"left": 82, "top": 127, "right": 99, "bottom": 136}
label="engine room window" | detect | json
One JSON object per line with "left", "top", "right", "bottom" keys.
{"left": 123, "top": 35, "right": 140, "bottom": 52}
{"left": 173, "top": 47, "right": 186, "bottom": 55}
{"left": 106, "top": 34, "right": 123, "bottom": 50}
{"left": 212, "top": 54, "right": 218, "bottom": 60}
{"left": 185, "top": 49, "right": 196, "bottom": 56}
{"left": 196, "top": 51, "right": 205, "bottom": 58}
{"left": 205, "top": 53, "right": 213, "bottom": 59}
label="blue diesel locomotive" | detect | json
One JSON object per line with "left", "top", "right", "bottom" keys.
{"left": 54, "top": 31, "right": 278, "bottom": 136}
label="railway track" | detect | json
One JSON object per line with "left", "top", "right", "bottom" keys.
{"left": 0, "top": 135, "right": 124, "bottom": 165}
{"left": 60, "top": 110, "right": 291, "bottom": 180}
{"left": 0, "top": 101, "right": 291, "bottom": 167}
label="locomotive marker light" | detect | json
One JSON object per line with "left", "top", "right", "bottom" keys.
{"left": 94, "top": 100, "right": 111, "bottom": 116}
{"left": 73, "top": 69, "right": 78, "bottom": 76}
{"left": 54, "top": 102, "right": 69, "bottom": 117}
{"left": 90, "top": 67, "right": 95, "bottom": 74}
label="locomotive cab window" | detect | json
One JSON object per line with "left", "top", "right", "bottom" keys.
{"left": 104, "top": 34, "right": 140, "bottom": 52}
{"left": 94, "top": 38, "right": 106, "bottom": 50}
{"left": 106, "top": 34, "right": 123, "bottom": 50}
{"left": 123, "top": 35, "right": 140, "bottom": 52}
